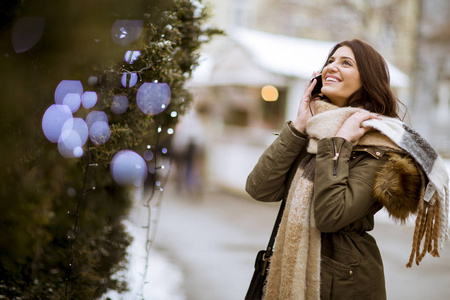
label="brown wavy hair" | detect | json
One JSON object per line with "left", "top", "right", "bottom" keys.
{"left": 320, "top": 39, "right": 404, "bottom": 119}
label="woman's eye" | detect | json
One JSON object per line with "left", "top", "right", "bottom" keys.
{"left": 343, "top": 61, "right": 351, "bottom": 66}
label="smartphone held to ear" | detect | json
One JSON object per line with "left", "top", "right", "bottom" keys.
{"left": 310, "top": 74, "right": 322, "bottom": 97}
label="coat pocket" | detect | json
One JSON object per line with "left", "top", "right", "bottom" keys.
{"left": 320, "top": 254, "right": 359, "bottom": 300}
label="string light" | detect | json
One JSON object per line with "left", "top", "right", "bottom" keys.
{"left": 261, "top": 85, "right": 279, "bottom": 101}
{"left": 137, "top": 127, "right": 174, "bottom": 297}
{"left": 65, "top": 143, "right": 97, "bottom": 297}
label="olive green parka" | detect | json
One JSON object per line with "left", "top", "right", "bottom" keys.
{"left": 246, "top": 121, "right": 420, "bottom": 300}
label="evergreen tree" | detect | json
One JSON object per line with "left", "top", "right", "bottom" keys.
{"left": 0, "top": 0, "right": 221, "bottom": 298}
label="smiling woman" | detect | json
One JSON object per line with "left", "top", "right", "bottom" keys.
{"left": 320, "top": 46, "right": 362, "bottom": 107}
{"left": 245, "top": 39, "right": 449, "bottom": 300}
{"left": 316, "top": 39, "right": 401, "bottom": 119}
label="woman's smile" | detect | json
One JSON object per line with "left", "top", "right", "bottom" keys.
{"left": 321, "top": 46, "right": 362, "bottom": 107}
{"left": 324, "top": 75, "right": 342, "bottom": 83}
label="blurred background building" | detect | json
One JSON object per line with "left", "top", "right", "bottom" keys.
{"left": 181, "top": 0, "right": 450, "bottom": 192}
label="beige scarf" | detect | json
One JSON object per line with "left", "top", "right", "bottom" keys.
{"left": 262, "top": 153, "right": 320, "bottom": 300}
{"left": 262, "top": 101, "right": 449, "bottom": 299}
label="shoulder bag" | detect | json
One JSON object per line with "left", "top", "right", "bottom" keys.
{"left": 245, "top": 200, "right": 286, "bottom": 300}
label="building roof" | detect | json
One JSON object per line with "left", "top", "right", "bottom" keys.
{"left": 191, "top": 28, "right": 409, "bottom": 88}
{"left": 232, "top": 28, "right": 409, "bottom": 87}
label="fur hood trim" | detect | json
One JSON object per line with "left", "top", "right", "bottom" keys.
{"left": 373, "top": 153, "right": 422, "bottom": 223}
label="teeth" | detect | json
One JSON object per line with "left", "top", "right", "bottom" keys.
{"left": 326, "top": 77, "right": 339, "bottom": 82}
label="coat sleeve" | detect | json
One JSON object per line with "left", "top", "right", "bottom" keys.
{"left": 313, "top": 137, "right": 386, "bottom": 232}
{"left": 245, "top": 121, "right": 309, "bottom": 202}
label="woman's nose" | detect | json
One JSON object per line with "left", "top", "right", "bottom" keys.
{"left": 324, "top": 63, "right": 338, "bottom": 73}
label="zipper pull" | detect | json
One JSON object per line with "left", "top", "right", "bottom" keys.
{"left": 332, "top": 138, "right": 345, "bottom": 176}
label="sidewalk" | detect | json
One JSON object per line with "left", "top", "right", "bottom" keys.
{"left": 148, "top": 185, "right": 281, "bottom": 300}
{"left": 144, "top": 184, "right": 450, "bottom": 300}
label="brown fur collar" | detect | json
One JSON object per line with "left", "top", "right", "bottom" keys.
{"left": 373, "top": 153, "right": 422, "bottom": 223}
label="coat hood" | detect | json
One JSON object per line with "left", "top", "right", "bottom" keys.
{"left": 373, "top": 152, "right": 422, "bottom": 223}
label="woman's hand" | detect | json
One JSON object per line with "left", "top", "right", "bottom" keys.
{"left": 335, "top": 111, "right": 381, "bottom": 142}
{"left": 292, "top": 71, "right": 321, "bottom": 133}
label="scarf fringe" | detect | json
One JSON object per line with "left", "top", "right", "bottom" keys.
{"left": 406, "top": 167, "right": 441, "bottom": 267}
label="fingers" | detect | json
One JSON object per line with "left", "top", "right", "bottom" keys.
{"left": 297, "top": 71, "right": 321, "bottom": 128}
{"left": 307, "top": 71, "right": 320, "bottom": 87}
{"left": 352, "top": 111, "right": 381, "bottom": 123}
{"left": 363, "top": 112, "right": 382, "bottom": 121}
{"left": 312, "top": 70, "right": 321, "bottom": 78}
{"left": 303, "top": 71, "right": 320, "bottom": 99}
{"left": 336, "top": 110, "right": 383, "bottom": 142}
{"left": 350, "top": 112, "right": 381, "bottom": 135}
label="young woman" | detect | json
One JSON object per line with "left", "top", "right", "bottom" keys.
{"left": 246, "top": 39, "right": 449, "bottom": 300}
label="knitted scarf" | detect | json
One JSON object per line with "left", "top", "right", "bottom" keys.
{"left": 262, "top": 100, "right": 449, "bottom": 300}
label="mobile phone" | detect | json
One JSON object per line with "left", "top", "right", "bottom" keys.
{"left": 310, "top": 74, "right": 323, "bottom": 97}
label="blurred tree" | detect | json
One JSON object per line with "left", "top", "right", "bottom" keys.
{"left": 0, "top": 0, "right": 221, "bottom": 298}
{"left": 409, "top": 0, "right": 450, "bottom": 154}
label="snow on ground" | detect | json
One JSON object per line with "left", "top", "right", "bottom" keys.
{"left": 101, "top": 220, "right": 186, "bottom": 300}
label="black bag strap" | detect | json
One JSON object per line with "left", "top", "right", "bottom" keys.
{"left": 266, "top": 199, "right": 286, "bottom": 252}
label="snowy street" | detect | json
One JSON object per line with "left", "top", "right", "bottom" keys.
{"left": 146, "top": 186, "right": 280, "bottom": 300}
{"left": 126, "top": 184, "right": 450, "bottom": 300}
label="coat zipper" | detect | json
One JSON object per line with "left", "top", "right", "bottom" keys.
{"left": 332, "top": 138, "right": 344, "bottom": 176}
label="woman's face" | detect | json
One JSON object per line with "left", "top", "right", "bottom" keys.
{"left": 321, "top": 46, "right": 362, "bottom": 107}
